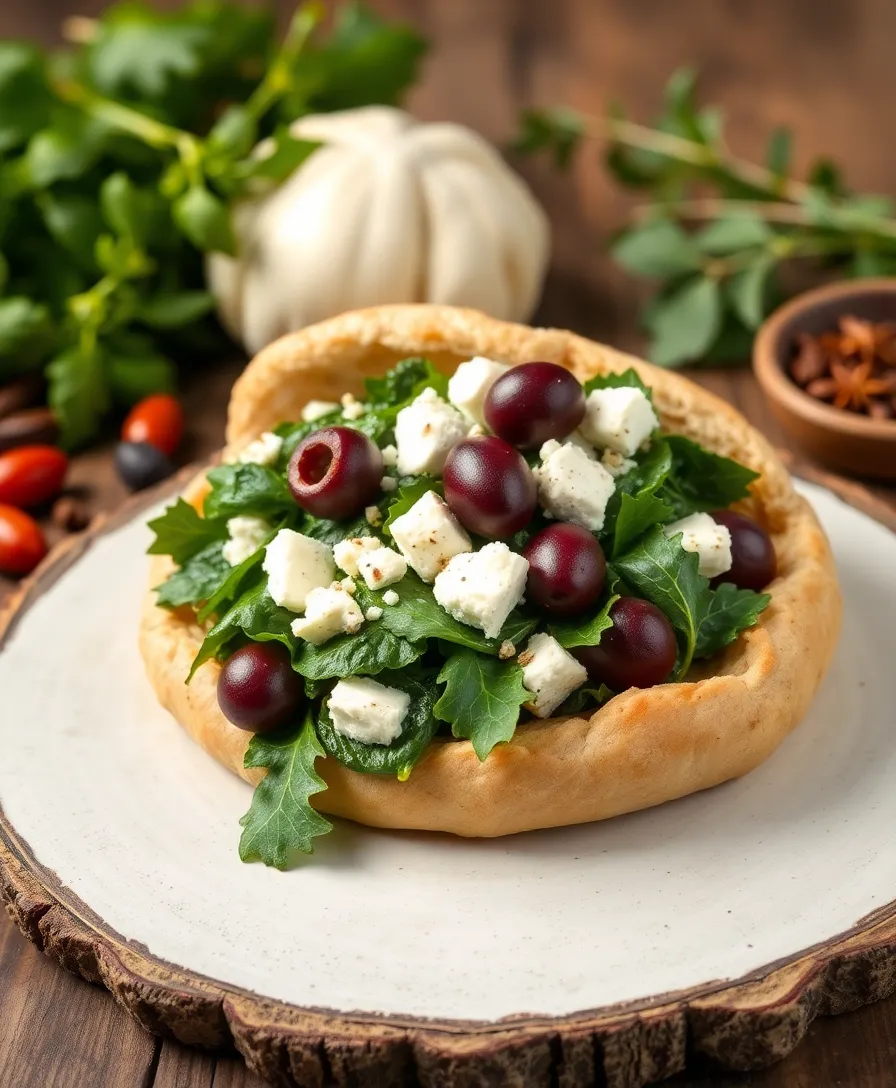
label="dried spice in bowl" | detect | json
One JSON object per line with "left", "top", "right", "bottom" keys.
{"left": 790, "top": 317, "right": 896, "bottom": 420}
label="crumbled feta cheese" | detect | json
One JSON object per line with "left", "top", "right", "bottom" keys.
{"left": 365, "top": 606, "right": 384, "bottom": 622}
{"left": 664, "top": 513, "right": 733, "bottom": 578}
{"left": 383, "top": 589, "right": 400, "bottom": 606}
{"left": 263, "top": 529, "right": 335, "bottom": 612}
{"left": 340, "top": 392, "right": 365, "bottom": 420}
{"left": 380, "top": 476, "right": 398, "bottom": 492}
{"left": 467, "top": 423, "right": 485, "bottom": 437}
{"left": 238, "top": 431, "right": 283, "bottom": 466}
{"left": 447, "top": 356, "right": 510, "bottom": 425}
{"left": 328, "top": 677, "right": 410, "bottom": 746}
{"left": 534, "top": 442, "right": 615, "bottom": 531}
{"left": 333, "top": 536, "right": 381, "bottom": 577}
{"left": 601, "top": 448, "right": 637, "bottom": 478}
{"left": 498, "top": 640, "right": 516, "bottom": 660}
{"left": 389, "top": 490, "right": 472, "bottom": 582}
{"left": 340, "top": 577, "right": 357, "bottom": 595}
{"left": 519, "top": 633, "right": 588, "bottom": 718}
{"left": 365, "top": 505, "right": 382, "bottom": 527}
{"left": 394, "top": 386, "right": 468, "bottom": 476}
{"left": 381, "top": 444, "right": 398, "bottom": 467}
{"left": 290, "top": 585, "right": 364, "bottom": 644}
{"left": 433, "top": 542, "right": 529, "bottom": 639}
{"left": 539, "top": 433, "right": 598, "bottom": 462}
{"left": 222, "top": 516, "right": 270, "bottom": 567}
{"left": 580, "top": 386, "right": 659, "bottom": 457}
{"left": 301, "top": 400, "right": 339, "bottom": 422}
{"left": 356, "top": 546, "right": 408, "bottom": 591}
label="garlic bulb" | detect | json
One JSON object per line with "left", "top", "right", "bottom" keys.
{"left": 207, "top": 106, "right": 550, "bottom": 354}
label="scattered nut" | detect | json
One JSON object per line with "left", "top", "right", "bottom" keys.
{"left": 51, "top": 496, "right": 91, "bottom": 532}
{"left": 0, "top": 407, "right": 59, "bottom": 452}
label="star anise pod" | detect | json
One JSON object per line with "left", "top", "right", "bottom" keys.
{"left": 805, "top": 360, "right": 895, "bottom": 413}
{"left": 838, "top": 315, "right": 896, "bottom": 366}
{"left": 790, "top": 332, "right": 828, "bottom": 386}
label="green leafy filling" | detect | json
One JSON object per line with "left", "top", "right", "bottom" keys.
{"left": 434, "top": 649, "right": 530, "bottom": 761}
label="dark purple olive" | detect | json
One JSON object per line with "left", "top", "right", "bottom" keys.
{"left": 574, "top": 596, "right": 677, "bottom": 691}
{"left": 483, "top": 362, "right": 585, "bottom": 450}
{"left": 115, "top": 441, "right": 174, "bottom": 491}
{"left": 217, "top": 642, "right": 304, "bottom": 733}
{"left": 288, "top": 426, "right": 383, "bottom": 520}
{"left": 443, "top": 436, "right": 537, "bottom": 538}
{"left": 710, "top": 509, "right": 777, "bottom": 591}
{"left": 523, "top": 523, "right": 606, "bottom": 617}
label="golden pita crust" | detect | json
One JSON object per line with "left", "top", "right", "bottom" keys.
{"left": 139, "top": 305, "right": 841, "bottom": 837}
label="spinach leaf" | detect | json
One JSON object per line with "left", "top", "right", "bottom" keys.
{"left": 238, "top": 714, "right": 332, "bottom": 870}
{"left": 203, "top": 463, "right": 294, "bottom": 521}
{"left": 434, "top": 649, "right": 530, "bottom": 760}
{"left": 147, "top": 498, "right": 225, "bottom": 564}
{"left": 294, "top": 623, "right": 425, "bottom": 681}
{"left": 557, "top": 684, "right": 615, "bottom": 715}
{"left": 154, "top": 541, "right": 230, "bottom": 609}
{"left": 694, "top": 583, "right": 771, "bottom": 659}
{"left": 376, "top": 573, "right": 538, "bottom": 654}
{"left": 316, "top": 670, "right": 438, "bottom": 779}
{"left": 602, "top": 440, "right": 674, "bottom": 555}
{"left": 660, "top": 435, "right": 758, "bottom": 516}
{"left": 549, "top": 595, "right": 617, "bottom": 649}
{"left": 365, "top": 356, "right": 449, "bottom": 407}
{"left": 612, "top": 527, "right": 707, "bottom": 678}
{"left": 583, "top": 367, "right": 652, "bottom": 399}
{"left": 196, "top": 545, "right": 267, "bottom": 624}
{"left": 189, "top": 581, "right": 293, "bottom": 680}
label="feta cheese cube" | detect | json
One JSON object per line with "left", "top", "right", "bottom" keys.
{"left": 357, "top": 546, "right": 408, "bottom": 591}
{"left": 381, "top": 476, "right": 397, "bottom": 492}
{"left": 238, "top": 431, "right": 283, "bottom": 466}
{"left": 383, "top": 589, "right": 400, "bottom": 606}
{"left": 262, "top": 529, "right": 335, "bottom": 613}
{"left": 365, "top": 606, "right": 383, "bottom": 621}
{"left": 664, "top": 513, "right": 733, "bottom": 578}
{"left": 340, "top": 577, "right": 357, "bottom": 595}
{"left": 601, "top": 448, "right": 637, "bottom": 478}
{"left": 290, "top": 585, "right": 364, "bottom": 644}
{"left": 534, "top": 442, "right": 615, "bottom": 531}
{"left": 341, "top": 392, "right": 365, "bottom": 420}
{"left": 365, "top": 505, "right": 383, "bottom": 527}
{"left": 394, "top": 387, "right": 468, "bottom": 476}
{"left": 580, "top": 386, "right": 659, "bottom": 456}
{"left": 328, "top": 677, "right": 410, "bottom": 746}
{"left": 381, "top": 444, "right": 398, "bottom": 467}
{"left": 222, "top": 516, "right": 271, "bottom": 567}
{"left": 433, "top": 542, "right": 529, "bottom": 639}
{"left": 389, "top": 490, "right": 472, "bottom": 582}
{"left": 333, "top": 536, "right": 381, "bottom": 577}
{"left": 301, "top": 400, "right": 339, "bottom": 422}
{"left": 539, "top": 433, "right": 598, "bottom": 462}
{"left": 447, "top": 356, "right": 510, "bottom": 425}
{"left": 519, "top": 633, "right": 588, "bottom": 718}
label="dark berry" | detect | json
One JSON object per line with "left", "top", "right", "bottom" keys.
{"left": 217, "top": 642, "right": 304, "bottom": 733}
{"left": 443, "top": 436, "right": 537, "bottom": 538}
{"left": 484, "top": 362, "right": 585, "bottom": 449}
{"left": 523, "top": 523, "right": 606, "bottom": 617}
{"left": 288, "top": 426, "right": 383, "bottom": 520}
{"left": 574, "top": 596, "right": 677, "bottom": 691}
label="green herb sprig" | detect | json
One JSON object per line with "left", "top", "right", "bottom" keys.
{"left": 0, "top": 2, "right": 426, "bottom": 447}
{"left": 514, "top": 68, "right": 896, "bottom": 368}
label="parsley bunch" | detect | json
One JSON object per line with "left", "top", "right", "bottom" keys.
{"left": 515, "top": 69, "right": 896, "bottom": 368}
{"left": 0, "top": 2, "right": 426, "bottom": 447}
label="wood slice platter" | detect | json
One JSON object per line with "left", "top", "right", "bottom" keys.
{"left": 2, "top": 471, "right": 896, "bottom": 1088}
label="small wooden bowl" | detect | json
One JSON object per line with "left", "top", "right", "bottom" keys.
{"left": 753, "top": 278, "right": 896, "bottom": 478}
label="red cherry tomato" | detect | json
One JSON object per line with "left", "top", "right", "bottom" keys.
{"left": 0, "top": 445, "right": 68, "bottom": 508}
{"left": 122, "top": 394, "right": 184, "bottom": 456}
{"left": 0, "top": 504, "right": 47, "bottom": 576}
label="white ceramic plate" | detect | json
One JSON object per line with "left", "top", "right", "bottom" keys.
{"left": 0, "top": 481, "right": 892, "bottom": 1024}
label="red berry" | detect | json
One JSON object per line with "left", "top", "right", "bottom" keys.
{"left": 0, "top": 504, "right": 47, "bottom": 576}
{"left": 523, "top": 523, "right": 606, "bottom": 617}
{"left": 288, "top": 426, "right": 383, "bottom": 520}
{"left": 122, "top": 394, "right": 184, "bottom": 456}
{"left": 710, "top": 510, "right": 777, "bottom": 591}
{"left": 0, "top": 445, "right": 67, "bottom": 508}
{"left": 217, "top": 642, "right": 304, "bottom": 733}
{"left": 484, "top": 362, "right": 585, "bottom": 449}
{"left": 574, "top": 597, "right": 677, "bottom": 691}
{"left": 443, "top": 436, "right": 536, "bottom": 539}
